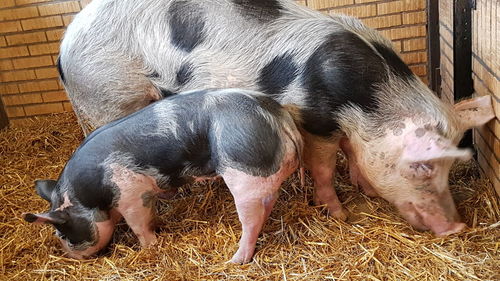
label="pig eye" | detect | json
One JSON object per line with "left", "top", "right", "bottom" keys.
{"left": 408, "top": 163, "right": 434, "bottom": 179}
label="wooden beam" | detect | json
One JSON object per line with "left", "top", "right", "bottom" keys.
{"left": 453, "top": 0, "right": 473, "bottom": 148}
{"left": 427, "top": 0, "right": 441, "bottom": 97}
{"left": 0, "top": 97, "right": 9, "bottom": 130}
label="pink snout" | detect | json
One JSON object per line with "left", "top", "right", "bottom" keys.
{"left": 397, "top": 201, "right": 466, "bottom": 236}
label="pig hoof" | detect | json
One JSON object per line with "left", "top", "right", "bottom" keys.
{"left": 329, "top": 208, "right": 349, "bottom": 222}
{"left": 229, "top": 252, "right": 252, "bottom": 264}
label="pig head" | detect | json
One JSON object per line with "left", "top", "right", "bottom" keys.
{"left": 23, "top": 180, "right": 119, "bottom": 259}
{"left": 341, "top": 95, "right": 495, "bottom": 236}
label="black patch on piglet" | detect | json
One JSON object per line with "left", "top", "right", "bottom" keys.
{"left": 232, "top": 0, "right": 282, "bottom": 22}
{"left": 258, "top": 53, "right": 298, "bottom": 96}
{"left": 301, "top": 31, "right": 386, "bottom": 136}
{"left": 169, "top": 1, "right": 206, "bottom": 53}
{"left": 54, "top": 211, "right": 95, "bottom": 247}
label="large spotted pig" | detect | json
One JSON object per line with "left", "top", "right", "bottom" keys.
{"left": 58, "top": 0, "right": 495, "bottom": 235}
{"left": 24, "top": 89, "right": 303, "bottom": 263}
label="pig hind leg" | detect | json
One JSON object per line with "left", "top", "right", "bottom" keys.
{"left": 303, "top": 134, "right": 348, "bottom": 221}
{"left": 222, "top": 150, "right": 297, "bottom": 264}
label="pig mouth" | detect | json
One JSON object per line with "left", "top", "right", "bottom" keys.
{"left": 398, "top": 202, "right": 466, "bottom": 236}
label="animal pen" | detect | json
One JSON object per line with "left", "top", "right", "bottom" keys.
{"left": 0, "top": 0, "right": 499, "bottom": 280}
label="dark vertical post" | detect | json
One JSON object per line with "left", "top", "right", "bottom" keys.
{"left": 427, "top": 0, "right": 441, "bottom": 97}
{"left": 0, "top": 97, "right": 9, "bottom": 130}
{"left": 453, "top": 0, "right": 473, "bottom": 147}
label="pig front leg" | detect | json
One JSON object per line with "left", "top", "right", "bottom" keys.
{"left": 111, "top": 165, "right": 158, "bottom": 247}
{"left": 339, "top": 138, "right": 378, "bottom": 197}
{"left": 303, "top": 133, "right": 348, "bottom": 221}
{"left": 116, "top": 195, "right": 157, "bottom": 247}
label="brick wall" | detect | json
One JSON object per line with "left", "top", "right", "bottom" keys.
{"left": 302, "top": 0, "right": 428, "bottom": 83}
{"left": 471, "top": 0, "right": 499, "bottom": 195}
{"left": 0, "top": 0, "right": 92, "bottom": 127}
{"left": 0, "top": 0, "right": 428, "bottom": 126}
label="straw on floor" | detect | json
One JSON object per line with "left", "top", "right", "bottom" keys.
{"left": 0, "top": 112, "right": 498, "bottom": 280}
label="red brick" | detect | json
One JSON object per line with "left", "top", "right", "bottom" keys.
{"left": 377, "top": 0, "right": 426, "bottom": 15}
{"left": 379, "top": 25, "right": 426, "bottom": 40}
{"left": 0, "top": 69, "right": 36, "bottom": 82}
{"left": 35, "top": 66, "right": 58, "bottom": 79}
{"left": 42, "top": 90, "right": 68, "bottom": 102}
{"left": 308, "top": 0, "right": 354, "bottom": 10}
{"left": 21, "top": 15, "right": 63, "bottom": 31}
{"left": 5, "top": 106, "right": 25, "bottom": 117}
{"left": 24, "top": 102, "right": 64, "bottom": 116}
{"left": 2, "top": 93, "right": 42, "bottom": 106}
{"left": 403, "top": 11, "right": 426, "bottom": 25}
{"left": 18, "top": 79, "right": 59, "bottom": 93}
{"left": 28, "top": 42, "right": 59, "bottom": 55}
{"left": 46, "top": 29, "right": 65, "bottom": 41}
{"left": 0, "top": 83, "right": 19, "bottom": 94}
{"left": 0, "top": 59, "right": 14, "bottom": 71}
{"left": 0, "top": 0, "right": 15, "bottom": 9}
{"left": 362, "top": 14, "right": 402, "bottom": 29}
{"left": 5, "top": 31, "right": 47, "bottom": 46}
{"left": 12, "top": 55, "right": 53, "bottom": 69}
{"left": 0, "top": 21, "right": 23, "bottom": 33}
{"left": 38, "top": 1, "right": 80, "bottom": 16}
{"left": 0, "top": 6, "right": 39, "bottom": 21}
{"left": 403, "top": 37, "right": 427, "bottom": 52}
{"left": 330, "top": 4, "right": 377, "bottom": 18}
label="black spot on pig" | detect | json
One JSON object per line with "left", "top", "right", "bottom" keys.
{"left": 176, "top": 63, "right": 194, "bottom": 86}
{"left": 301, "top": 31, "right": 386, "bottom": 136}
{"left": 160, "top": 89, "right": 175, "bottom": 98}
{"left": 147, "top": 71, "right": 161, "bottom": 79}
{"left": 371, "top": 42, "right": 414, "bottom": 79}
{"left": 65, "top": 162, "right": 115, "bottom": 210}
{"left": 258, "top": 53, "right": 298, "bottom": 96}
{"left": 169, "top": 1, "right": 206, "bottom": 52}
{"left": 207, "top": 91, "right": 283, "bottom": 176}
{"left": 415, "top": 127, "right": 426, "bottom": 138}
{"left": 56, "top": 57, "right": 65, "bottom": 83}
{"left": 232, "top": 0, "right": 282, "bottom": 22}
{"left": 424, "top": 123, "right": 433, "bottom": 131}
{"left": 54, "top": 211, "right": 95, "bottom": 247}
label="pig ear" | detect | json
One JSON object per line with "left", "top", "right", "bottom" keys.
{"left": 23, "top": 211, "right": 67, "bottom": 225}
{"left": 401, "top": 131, "right": 473, "bottom": 164}
{"left": 35, "top": 180, "right": 57, "bottom": 202}
{"left": 454, "top": 95, "right": 495, "bottom": 131}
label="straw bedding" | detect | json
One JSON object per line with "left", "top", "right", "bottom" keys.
{"left": 1, "top": 112, "right": 498, "bottom": 280}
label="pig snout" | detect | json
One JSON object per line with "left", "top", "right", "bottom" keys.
{"left": 396, "top": 193, "right": 466, "bottom": 236}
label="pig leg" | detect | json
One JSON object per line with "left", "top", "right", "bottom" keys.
{"left": 222, "top": 171, "right": 281, "bottom": 264}
{"left": 222, "top": 156, "right": 296, "bottom": 263}
{"left": 111, "top": 165, "right": 158, "bottom": 247}
{"left": 116, "top": 200, "right": 157, "bottom": 247}
{"left": 303, "top": 134, "right": 348, "bottom": 221}
{"left": 339, "top": 138, "right": 378, "bottom": 197}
